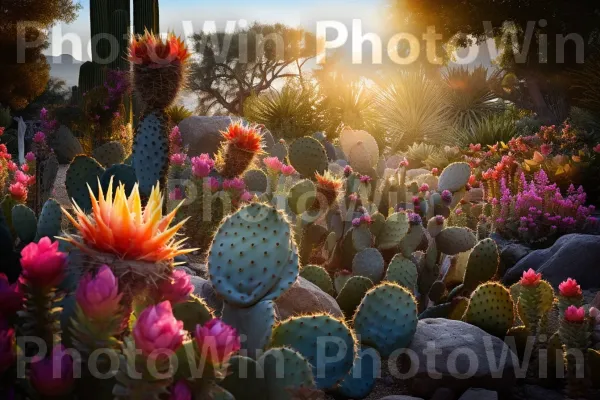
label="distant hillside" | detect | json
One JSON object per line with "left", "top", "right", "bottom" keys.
{"left": 46, "top": 54, "right": 82, "bottom": 87}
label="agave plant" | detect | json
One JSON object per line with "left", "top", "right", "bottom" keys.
{"left": 447, "top": 113, "right": 519, "bottom": 148}
{"left": 442, "top": 66, "right": 504, "bottom": 131}
{"left": 374, "top": 71, "right": 450, "bottom": 151}
{"left": 405, "top": 142, "right": 439, "bottom": 167}
{"left": 165, "top": 104, "right": 193, "bottom": 124}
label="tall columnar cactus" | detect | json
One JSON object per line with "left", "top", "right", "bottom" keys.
{"left": 559, "top": 306, "right": 591, "bottom": 399}
{"left": 353, "top": 283, "right": 418, "bottom": 357}
{"left": 517, "top": 269, "right": 547, "bottom": 336}
{"left": 133, "top": 0, "right": 160, "bottom": 35}
{"left": 217, "top": 122, "right": 265, "bottom": 179}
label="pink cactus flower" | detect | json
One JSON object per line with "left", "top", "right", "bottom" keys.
{"left": 7, "top": 161, "right": 18, "bottom": 172}
{"left": 431, "top": 168, "right": 439, "bottom": 176}
{"left": 593, "top": 144, "right": 600, "bottom": 153}
{"left": 0, "top": 274, "right": 23, "bottom": 317}
{"left": 280, "top": 164, "right": 296, "bottom": 176}
{"left": 440, "top": 190, "right": 452, "bottom": 204}
{"left": 435, "top": 215, "right": 445, "bottom": 225}
{"left": 30, "top": 345, "right": 75, "bottom": 396}
{"left": 0, "top": 127, "right": 4, "bottom": 136}
{"left": 21, "top": 164, "right": 30, "bottom": 173}
{"left": 399, "top": 159, "right": 409, "bottom": 168}
{"left": 263, "top": 156, "right": 283, "bottom": 173}
{"left": 76, "top": 265, "right": 122, "bottom": 320}
{"left": 170, "top": 153, "right": 187, "bottom": 166}
{"left": 352, "top": 218, "right": 361, "bottom": 227}
{"left": 540, "top": 144, "right": 552, "bottom": 156}
{"left": 468, "top": 174, "right": 477, "bottom": 186}
{"left": 158, "top": 270, "right": 193, "bottom": 305}
{"left": 360, "top": 175, "right": 372, "bottom": 183}
{"left": 9, "top": 182, "right": 27, "bottom": 202}
{"left": 133, "top": 301, "right": 185, "bottom": 357}
{"left": 204, "top": 177, "right": 220, "bottom": 193}
{"left": 190, "top": 154, "right": 215, "bottom": 178}
{"left": 348, "top": 193, "right": 358, "bottom": 202}
{"left": 170, "top": 380, "right": 192, "bottom": 400}
{"left": 0, "top": 329, "right": 15, "bottom": 374}
{"left": 519, "top": 269, "right": 542, "bottom": 287}
{"left": 240, "top": 191, "right": 253, "bottom": 202}
{"left": 169, "top": 187, "right": 184, "bottom": 201}
{"left": 343, "top": 165, "right": 353, "bottom": 177}
{"left": 558, "top": 278, "right": 582, "bottom": 298}
{"left": 455, "top": 208, "right": 463, "bottom": 215}
{"left": 195, "top": 318, "right": 241, "bottom": 366}
{"left": 33, "top": 132, "right": 46, "bottom": 144}
{"left": 20, "top": 237, "right": 67, "bottom": 290}
{"left": 222, "top": 178, "right": 246, "bottom": 192}
{"left": 564, "top": 305, "right": 586, "bottom": 323}
{"left": 419, "top": 183, "right": 429, "bottom": 193}
{"left": 15, "top": 171, "right": 31, "bottom": 186}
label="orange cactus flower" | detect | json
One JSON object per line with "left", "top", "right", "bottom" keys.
{"left": 221, "top": 122, "right": 264, "bottom": 153}
{"left": 61, "top": 178, "right": 194, "bottom": 263}
{"left": 129, "top": 30, "right": 190, "bottom": 68}
{"left": 315, "top": 171, "right": 343, "bottom": 192}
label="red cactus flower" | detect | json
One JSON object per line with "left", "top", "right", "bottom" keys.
{"left": 129, "top": 31, "right": 190, "bottom": 67}
{"left": 558, "top": 278, "right": 582, "bottom": 298}
{"left": 520, "top": 268, "right": 541, "bottom": 287}
{"left": 564, "top": 305, "right": 586, "bottom": 323}
{"left": 222, "top": 122, "right": 264, "bottom": 153}
{"left": 315, "top": 171, "right": 343, "bottom": 192}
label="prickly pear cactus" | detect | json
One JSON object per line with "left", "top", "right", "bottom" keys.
{"left": 92, "top": 140, "right": 126, "bottom": 167}
{"left": 37, "top": 154, "right": 60, "bottom": 208}
{"left": 352, "top": 248, "right": 384, "bottom": 283}
{"left": 259, "top": 347, "right": 316, "bottom": 400}
{"left": 336, "top": 276, "right": 374, "bottom": 318}
{"left": 100, "top": 164, "right": 138, "bottom": 196}
{"left": 288, "top": 179, "right": 316, "bottom": 215}
{"left": 376, "top": 212, "right": 409, "bottom": 250}
{"left": 353, "top": 283, "right": 418, "bottom": 357}
{"left": 300, "top": 265, "right": 334, "bottom": 296}
{"left": 337, "top": 346, "right": 381, "bottom": 399}
{"left": 334, "top": 271, "right": 353, "bottom": 293}
{"left": 208, "top": 203, "right": 298, "bottom": 307}
{"left": 35, "top": 199, "right": 63, "bottom": 242}
{"left": 399, "top": 223, "right": 425, "bottom": 257}
{"left": 288, "top": 137, "right": 328, "bottom": 178}
{"left": 222, "top": 300, "right": 275, "bottom": 358}
{"left": 385, "top": 254, "right": 418, "bottom": 293}
{"left": 463, "top": 238, "right": 499, "bottom": 291}
{"left": 339, "top": 128, "right": 379, "bottom": 169}
{"left": 438, "top": 162, "right": 471, "bottom": 192}
{"left": 348, "top": 142, "right": 374, "bottom": 174}
{"left": 269, "top": 140, "right": 288, "bottom": 161}
{"left": 351, "top": 224, "right": 373, "bottom": 252}
{"left": 436, "top": 226, "right": 477, "bottom": 255}
{"left": 65, "top": 155, "right": 105, "bottom": 211}
{"left": 428, "top": 280, "right": 447, "bottom": 303}
{"left": 132, "top": 111, "right": 170, "bottom": 197}
{"left": 12, "top": 205, "right": 37, "bottom": 243}
{"left": 463, "top": 282, "right": 515, "bottom": 337}
{"left": 220, "top": 356, "right": 267, "bottom": 400}
{"left": 512, "top": 280, "right": 555, "bottom": 329}
{"left": 270, "top": 314, "right": 357, "bottom": 389}
{"left": 243, "top": 169, "right": 268, "bottom": 193}
{"left": 171, "top": 295, "right": 214, "bottom": 333}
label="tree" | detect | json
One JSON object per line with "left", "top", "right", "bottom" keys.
{"left": 0, "top": 0, "right": 80, "bottom": 110}
{"left": 18, "top": 78, "right": 70, "bottom": 120}
{"left": 189, "top": 23, "right": 317, "bottom": 116}
{"left": 388, "top": 0, "right": 600, "bottom": 123}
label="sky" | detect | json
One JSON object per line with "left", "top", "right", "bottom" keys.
{"left": 47, "top": 0, "right": 388, "bottom": 61}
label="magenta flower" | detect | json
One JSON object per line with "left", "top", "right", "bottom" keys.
{"left": 558, "top": 278, "right": 582, "bottom": 298}
{"left": 170, "top": 153, "right": 187, "bottom": 166}
{"left": 431, "top": 168, "right": 439, "bottom": 176}
{"left": 158, "top": 270, "right": 193, "bottom": 305}
{"left": 25, "top": 152, "right": 36, "bottom": 162}
{"left": 0, "top": 274, "right": 23, "bottom": 317}
{"left": 360, "top": 175, "right": 372, "bottom": 183}
{"left": 434, "top": 215, "right": 445, "bottom": 225}
{"left": 280, "top": 164, "right": 296, "bottom": 176}
{"left": 263, "top": 156, "right": 283, "bottom": 173}
{"left": 343, "top": 165, "right": 353, "bottom": 177}
{"left": 540, "top": 143, "right": 552, "bottom": 156}
{"left": 133, "top": 301, "right": 185, "bottom": 357}
{"left": 195, "top": 319, "right": 240, "bottom": 366}
{"left": 440, "top": 190, "right": 452, "bottom": 204}
{"left": 170, "top": 380, "right": 192, "bottom": 400}
{"left": 419, "top": 183, "right": 429, "bottom": 193}
{"left": 169, "top": 187, "right": 184, "bottom": 201}
{"left": 190, "top": 154, "right": 215, "bottom": 178}
{"left": 223, "top": 178, "right": 246, "bottom": 192}
{"left": 352, "top": 218, "right": 361, "bottom": 227}
{"left": 76, "top": 265, "right": 122, "bottom": 320}
{"left": 564, "top": 305, "right": 586, "bottom": 323}
{"left": 203, "top": 176, "right": 220, "bottom": 193}
{"left": 519, "top": 269, "right": 541, "bottom": 287}
{"left": 399, "top": 159, "right": 409, "bottom": 168}
{"left": 348, "top": 193, "right": 358, "bottom": 202}
{"left": 240, "top": 191, "right": 253, "bottom": 202}
{"left": 20, "top": 237, "right": 67, "bottom": 290}
{"left": 9, "top": 182, "right": 27, "bottom": 202}
{"left": 33, "top": 132, "right": 46, "bottom": 144}
{"left": 30, "top": 345, "right": 75, "bottom": 396}
{"left": 0, "top": 329, "right": 15, "bottom": 374}
{"left": 593, "top": 144, "right": 600, "bottom": 153}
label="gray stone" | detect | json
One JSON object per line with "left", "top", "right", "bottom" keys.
{"left": 188, "top": 263, "right": 209, "bottom": 279}
{"left": 49, "top": 126, "right": 83, "bottom": 164}
{"left": 190, "top": 276, "right": 222, "bottom": 313}
{"left": 503, "top": 234, "right": 600, "bottom": 289}
{"left": 517, "top": 384, "right": 565, "bottom": 400}
{"left": 378, "top": 397, "right": 424, "bottom": 400}
{"left": 458, "top": 388, "right": 498, "bottom": 400}
{"left": 400, "top": 319, "right": 517, "bottom": 399}
{"left": 179, "top": 116, "right": 241, "bottom": 157}
{"left": 430, "top": 387, "right": 455, "bottom": 400}
{"left": 274, "top": 277, "right": 343, "bottom": 320}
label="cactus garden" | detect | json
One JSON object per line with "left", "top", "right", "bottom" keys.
{"left": 2, "top": 1, "right": 600, "bottom": 399}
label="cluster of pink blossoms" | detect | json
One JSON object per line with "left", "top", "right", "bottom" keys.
{"left": 263, "top": 156, "right": 296, "bottom": 176}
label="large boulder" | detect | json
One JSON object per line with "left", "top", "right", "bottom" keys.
{"left": 190, "top": 276, "right": 223, "bottom": 313}
{"left": 274, "top": 277, "right": 343, "bottom": 320}
{"left": 400, "top": 319, "right": 517, "bottom": 398}
{"left": 503, "top": 234, "right": 600, "bottom": 289}
{"left": 49, "top": 126, "right": 83, "bottom": 164}
{"left": 179, "top": 116, "right": 241, "bottom": 157}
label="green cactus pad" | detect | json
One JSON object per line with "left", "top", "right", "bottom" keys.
{"left": 463, "top": 238, "right": 499, "bottom": 291}
{"left": 337, "top": 346, "right": 381, "bottom": 399}
{"left": 298, "top": 223, "right": 328, "bottom": 266}
{"left": 334, "top": 272, "right": 353, "bottom": 293}
{"left": 132, "top": 111, "right": 170, "bottom": 197}
{"left": 438, "top": 162, "right": 471, "bottom": 192}
{"left": 100, "top": 164, "right": 138, "bottom": 197}
{"left": 243, "top": 169, "right": 268, "bottom": 193}
{"left": 353, "top": 283, "right": 418, "bottom": 357}
{"left": 269, "top": 140, "right": 288, "bottom": 161}
{"left": 369, "top": 212, "right": 386, "bottom": 238}
{"left": 11, "top": 205, "right": 37, "bottom": 244}
{"left": 270, "top": 314, "right": 357, "bottom": 389}
{"left": 38, "top": 154, "right": 60, "bottom": 206}
{"left": 65, "top": 155, "right": 105, "bottom": 212}
{"left": 376, "top": 212, "right": 409, "bottom": 250}
{"left": 220, "top": 356, "right": 267, "bottom": 400}
{"left": 348, "top": 142, "right": 374, "bottom": 174}
{"left": 288, "top": 179, "right": 317, "bottom": 215}
{"left": 399, "top": 224, "right": 425, "bottom": 257}
{"left": 259, "top": 347, "right": 316, "bottom": 399}
{"left": 172, "top": 294, "right": 214, "bottom": 333}
{"left": 300, "top": 265, "right": 335, "bottom": 296}
{"left": 221, "top": 301, "right": 275, "bottom": 358}
{"left": 351, "top": 224, "right": 373, "bottom": 252}
{"left": 288, "top": 137, "right": 328, "bottom": 178}
{"left": 436, "top": 227, "right": 476, "bottom": 255}
{"left": 512, "top": 280, "right": 555, "bottom": 328}
{"left": 208, "top": 203, "right": 298, "bottom": 307}
{"left": 385, "top": 254, "right": 418, "bottom": 292}
{"left": 352, "top": 248, "right": 384, "bottom": 283}
{"left": 35, "top": 199, "right": 63, "bottom": 242}
{"left": 427, "top": 216, "right": 445, "bottom": 237}
{"left": 463, "top": 282, "right": 515, "bottom": 337}
{"left": 92, "top": 140, "right": 126, "bottom": 167}
{"left": 428, "top": 280, "right": 447, "bottom": 303}
{"left": 339, "top": 129, "right": 379, "bottom": 169}
{"left": 336, "top": 276, "right": 374, "bottom": 318}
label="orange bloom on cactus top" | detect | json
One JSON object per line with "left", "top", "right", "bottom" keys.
{"left": 129, "top": 30, "right": 190, "bottom": 67}
{"left": 315, "top": 171, "right": 343, "bottom": 192}
{"left": 222, "top": 122, "right": 264, "bottom": 153}
{"left": 61, "top": 178, "right": 194, "bottom": 262}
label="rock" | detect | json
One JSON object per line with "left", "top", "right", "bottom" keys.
{"left": 179, "top": 116, "right": 242, "bottom": 157}
{"left": 49, "top": 126, "right": 83, "bottom": 164}
{"left": 490, "top": 233, "right": 532, "bottom": 277}
{"left": 463, "top": 188, "right": 483, "bottom": 203}
{"left": 190, "top": 276, "right": 222, "bottom": 313}
{"left": 458, "top": 388, "right": 498, "bottom": 400}
{"left": 503, "top": 234, "right": 600, "bottom": 289}
{"left": 431, "top": 388, "right": 455, "bottom": 400}
{"left": 274, "top": 277, "right": 343, "bottom": 320}
{"left": 189, "top": 263, "right": 209, "bottom": 279}
{"left": 592, "top": 291, "right": 600, "bottom": 309}
{"left": 378, "top": 397, "right": 424, "bottom": 400}
{"left": 515, "top": 384, "right": 564, "bottom": 400}
{"left": 400, "top": 319, "right": 517, "bottom": 399}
